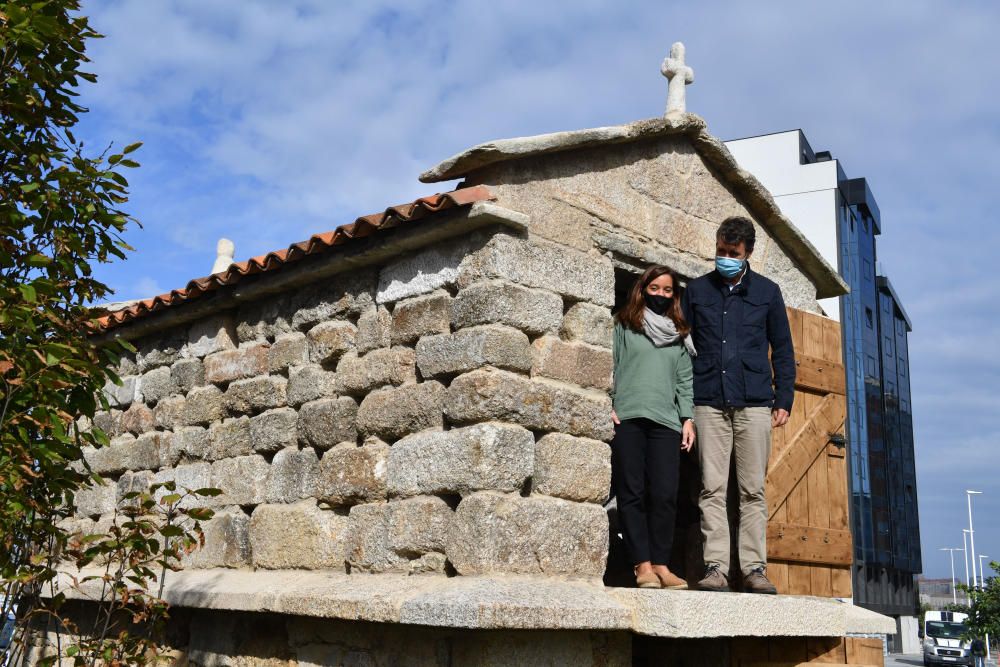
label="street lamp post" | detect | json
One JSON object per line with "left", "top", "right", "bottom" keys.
{"left": 940, "top": 548, "right": 961, "bottom": 604}
{"left": 963, "top": 529, "right": 972, "bottom": 588}
{"left": 967, "top": 490, "right": 983, "bottom": 589}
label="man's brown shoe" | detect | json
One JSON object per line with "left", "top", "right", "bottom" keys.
{"left": 743, "top": 568, "right": 777, "bottom": 594}
{"left": 696, "top": 565, "right": 730, "bottom": 592}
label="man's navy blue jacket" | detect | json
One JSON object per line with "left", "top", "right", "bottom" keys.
{"left": 681, "top": 266, "right": 796, "bottom": 412}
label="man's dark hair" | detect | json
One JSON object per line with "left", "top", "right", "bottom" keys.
{"left": 717, "top": 216, "right": 756, "bottom": 253}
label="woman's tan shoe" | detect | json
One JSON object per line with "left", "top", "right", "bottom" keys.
{"left": 636, "top": 570, "right": 662, "bottom": 589}
{"left": 654, "top": 568, "right": 688, "bottom": 590}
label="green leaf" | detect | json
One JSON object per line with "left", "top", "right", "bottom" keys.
{"left": 20, "top": 182, "right": 41, "bottom": 193}
{"left": 159, "top": 493, "right": 182, "bottom": 506}
{"left": 19, "top": 284, "right": 37, "bottom": 302}
{"left": 123, "top": 142, "right": 143, "bottom": 154}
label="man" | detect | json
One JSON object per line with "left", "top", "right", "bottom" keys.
{"left": 681, "top": 216, "right": 795, "bottom": 594}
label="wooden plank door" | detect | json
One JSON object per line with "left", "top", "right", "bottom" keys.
{"left": 765, "top": 307, "right": 853, "bottom": 598}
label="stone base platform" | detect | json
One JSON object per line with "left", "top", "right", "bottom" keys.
{"left": 61, "top": 568, "right": 893, "bottom": 639}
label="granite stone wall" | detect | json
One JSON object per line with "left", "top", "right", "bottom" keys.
{"left": 464, "top": 134, "right": 823, "bottom": 312}
{"left": 73, "top": 229, "right": 616, "bottom": 579}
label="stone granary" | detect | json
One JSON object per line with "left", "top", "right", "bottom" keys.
{"left": 61, "top": 69, "right": 895, "bottom": 665}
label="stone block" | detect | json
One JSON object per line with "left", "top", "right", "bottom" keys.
{"left": 531, "top": 337, "right": 613, "bottom": 390}
{"left": 533, "top": 434, "right": 611, "bottom": 504}
{"left": 306, "top": 321, "right": 357, "bottom": 364}
{"left": 175, "top": 426, "right": 211, "bottom": 460}
{"left": 356, "top": 382, "right": 444, "bottom": 441}
{"left": 297, "top": 397, "right": 359, "bottom": 449}
{"left": 138, "top": 366, "right": 176, "bottom": 406}
{"left": 116, "top": 470, "right": 155, "bottom": 507}
{"left": 386, "top": 496, "right": 452, "bottom": 557}
{"left": 116, "top": 353, "right": 138, "bottom": 377}
{"left": 171, "top": 462, "right": 212, "bottom": 501}
{"left": 84, "top": 434, "right": 134, "bottom": 475}
{"left": 447, "top": 492, "right": 608, "bottom": 576}
{"left": 292, "top": 274, "right": 375, "bottom": 330}
{"left": 446, "top": 369, "right": 613, "bottom": 441}
{"left": 75, "top": 480, "right": 117, "bottom": 518}
{"left": 415, "top": 325, "right": 531, "bottom": 378}
{"left": 317, "top": 440, "right": 389, "bottom": 505}
{"left": 120, "top": 402, "right": 154, "bottom": 435}
{"left": 103, "top": 375, "right": 138, "bottom": 408}
{"left": 151, "top": 462, "right": 213, "bottom": 508}
{"left": 286, "top": 364, "right": 337, "bottom": 407}
{"left": 376, "top": 234, "right": 485, "bottom": 304}
{"left": 171, "top": 357, "right": 206, "bottom": 393}
{"left": 208, "top": 417, "right": 252, "bottom": 460}
{"left": 136, "top": 333, "right": 184, "bottom": 372}
{"left": 451, "top": 280, "right": 562, "bottom": 335}
{"left": 210, "top": 455, "right": 270, "bottom": 506}
{"left": 346, "top": 502, "right": 407, "bottom": 573}
{"left": 561, "top": 302, "right": 614, "bottom": 348}
{"left": 153, "top": 395, "right": 186, "bottom": 430}
{"left": 182, "top": 385, "right": 226, "bottom": 426}
{"left": 185, "top": 508, "right": 250, "bottom": 569}
{"left": 388, "top": 423, "right": 533, "bottom": 498}
{"left": 92, "top": 410, "right": 123, "bottom": 438}
{"left": 356, "top": 305, "right": 391, "bottom": 354}
{"left": 184, "top": 315, "right": 237, "bottom": 358}
{"left": 268, "top": 333, "right": 309, "bottom": 372}
{"left": 390, "top": 291, "right": 451, "bottom": 345}
{"left": 204, "top": 345, "right": 268, "bottom": 385}
{"left": 250, "top": 501, "right": 349, "bottom": 570}
{"left": 158, "top": 430, "right": 186, "bottom": 468}
{"left": 225, "top": 375, "right": 287, "bottom": 415}
{"left": 125, "top": 431, "right": 170, "bottom": 470}
{"left": 249, "top": 407, "right": 298, "bottom": 453}
{"left": 266, "top": 446, "right": 319, "bottom": 503}
{"left": 458, "top": 233, "right": 615, "bottom": 307}
{"left": 236, "top": 295, "right": 294, "bottom": 343}
{"left": 334, "top": 348, "right": 416, "bottom": 395}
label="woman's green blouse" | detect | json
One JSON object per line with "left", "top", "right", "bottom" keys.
{"left": 611, "top": 323, "right": 694, "bottom": 431}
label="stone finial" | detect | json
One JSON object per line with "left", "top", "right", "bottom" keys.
{"left": 212, "top": 238, "right": 235, "bottom": 275}
{"left": 660, "top": 41, "right": 694, "bottom": 116}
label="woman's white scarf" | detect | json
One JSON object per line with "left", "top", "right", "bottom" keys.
{"left": 643, "top": 308, "right": 697, "bottom": 357}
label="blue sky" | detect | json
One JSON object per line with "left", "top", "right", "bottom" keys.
{"left": 76, "top": 1, "right": 999, "bottom": 580}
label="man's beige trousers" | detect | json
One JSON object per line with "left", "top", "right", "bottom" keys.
{"left": 695, "top": 405, "right": 772, "bottom": 575}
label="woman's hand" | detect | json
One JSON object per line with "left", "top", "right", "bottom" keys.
{"left": 612, "top": 410, "right": 620, "bottom": 425}
{"left": 681, "top": 419, "right": 695, "bottom": 452}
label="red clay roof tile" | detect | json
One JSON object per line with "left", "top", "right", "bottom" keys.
{"left": 96, "top": 186, "right": 494, "bottom": 331}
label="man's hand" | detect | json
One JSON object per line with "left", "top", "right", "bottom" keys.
{"left": 772, "top": 408, "right": 789, "bottom": 428}
{"left": 612, "top": 409, "right": 620, "bottom": 425}
{"left": 681, "top": 420, "right": 696, "bottom": 452}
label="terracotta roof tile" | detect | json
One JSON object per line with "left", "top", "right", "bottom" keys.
{"left": 96, "top": 186, "right": 494, "bottom": 331}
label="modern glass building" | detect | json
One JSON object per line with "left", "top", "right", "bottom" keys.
{"left": 726, "top": 131, "right": 922, "bottom": 628}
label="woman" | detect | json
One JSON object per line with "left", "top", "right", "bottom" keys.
{"left": 611, "top": 265, "right": 696, "bottom": 589}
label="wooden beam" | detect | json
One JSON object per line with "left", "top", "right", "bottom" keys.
{"left": 766, "top": 393, "right": 847, "bottom": 516}
{"left": 767, "top": 523, "right": 853, "bottom": 566}
{"left": 794, "top": 352, "right": 846, "bottom": 395}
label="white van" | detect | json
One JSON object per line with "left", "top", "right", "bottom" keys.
{"left": 923, "top": 610, "right": 972, "bottom": 666}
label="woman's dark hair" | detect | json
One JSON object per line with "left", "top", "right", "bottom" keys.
{"left": 615, "top": 265, "right": 690, "bottom": 335}
{"left": 717, "top": 216, "right": 756, "bottom": 253}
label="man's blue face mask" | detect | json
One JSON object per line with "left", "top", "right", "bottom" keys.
{"left": 715, "top": 256, "right": 745, "bottom": 279}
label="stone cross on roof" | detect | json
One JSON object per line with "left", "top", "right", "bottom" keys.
{"left": 661, "top": 42, "right": 694, "bottom": 116}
